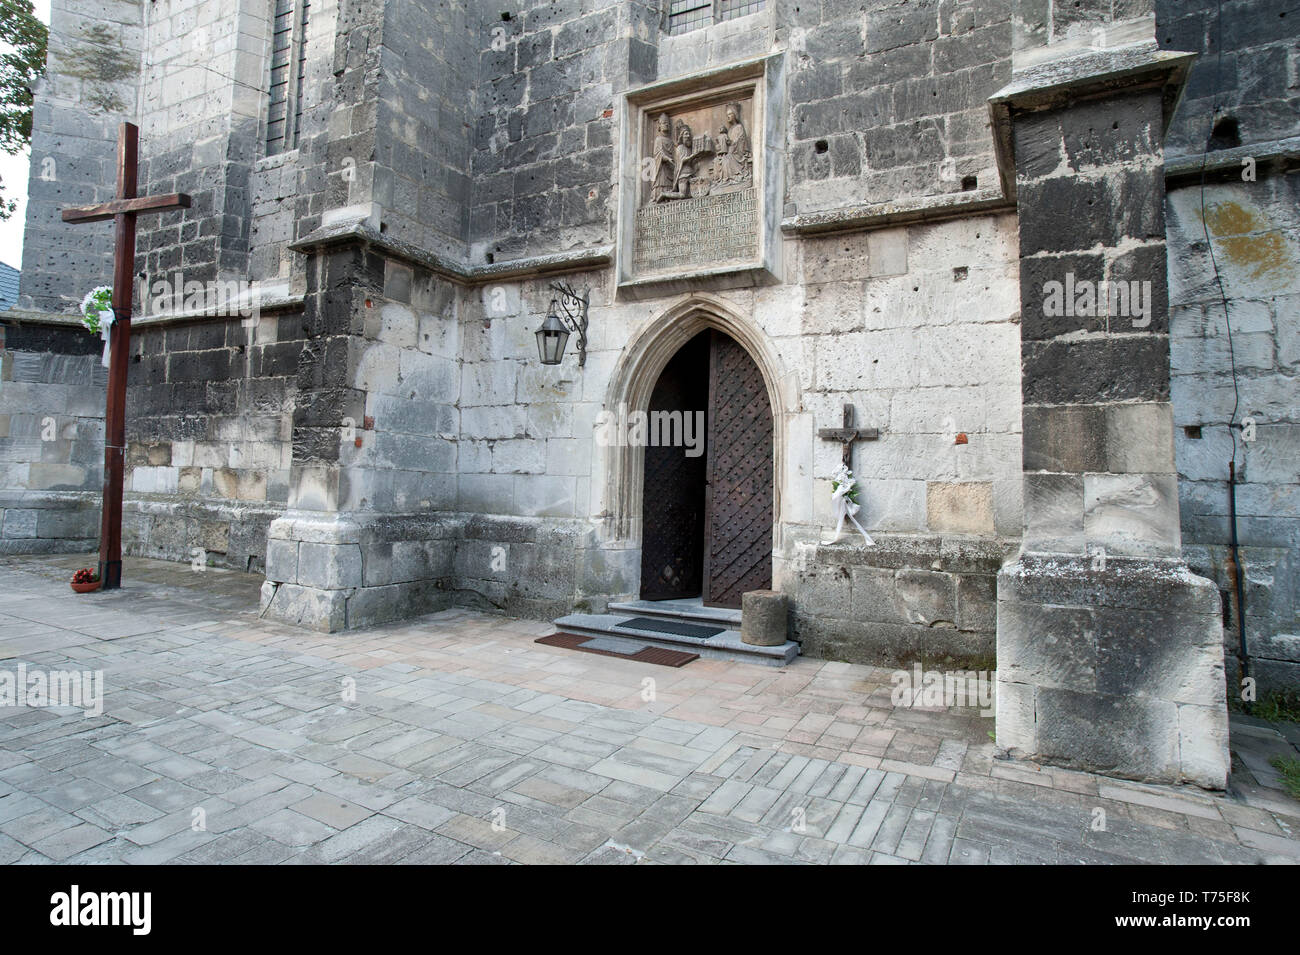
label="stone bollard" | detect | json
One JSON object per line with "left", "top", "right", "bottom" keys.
{"left": 741, "top": 590, "right": 788, "bottom": 647}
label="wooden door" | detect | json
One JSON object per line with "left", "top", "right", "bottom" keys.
{"left": 703, "top": 331, "right": 773, "bottom": 608}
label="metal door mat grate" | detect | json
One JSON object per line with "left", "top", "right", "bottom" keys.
{"left": 536, "top": 633, "right": 699, "bottom": 668}
{"left": 614, "top": 616, "right": 724, "bottom": 639}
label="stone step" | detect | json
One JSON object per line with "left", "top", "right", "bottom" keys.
{"left": 552, "top": 612, "right": 798, "bottom": 667}
{"left": 606, "top": 598, "right": 742, "bottom": 628}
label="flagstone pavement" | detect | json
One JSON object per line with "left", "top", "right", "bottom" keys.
{"left": 0, "top": 555, "right": 1297, "bottom": 865}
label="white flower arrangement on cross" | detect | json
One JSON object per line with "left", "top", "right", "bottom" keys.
{"left": 80, "top": 285, "right": 115, "bottom": 367}
{"left": 823, "top": 463, "right": 875, "bottom": 546}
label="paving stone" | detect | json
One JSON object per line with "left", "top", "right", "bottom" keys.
{"left": 382, "top": 795, "right": 456, "bottom": 831}
{"left": 0, "top": 557, "right": 1293, "bottom": 866}
{"left": 249, "top": 808, "right": 337, "bottom": 846}
{"left": 291, "top": 793, "right": 374, "bottom": 829}
{"left": 731, "top": 785, "right": 783, "bottom": 824}
{"left": 28, "top": 822, "right": 112, "bottom": 861}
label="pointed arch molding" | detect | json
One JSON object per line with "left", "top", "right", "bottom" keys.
{"left": 600, "top": 293, "right": 791, "bottom": 547}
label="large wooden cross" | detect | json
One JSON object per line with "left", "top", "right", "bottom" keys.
{"left": 62, "top": 122, "right": 190, "bottom": 589}
{"left": 817, "top": 403, "right": 879, "bottom": 470}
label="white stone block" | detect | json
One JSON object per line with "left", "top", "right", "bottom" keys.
{"left": 1083, "top": 473, "right": 1182, "bottom": 557}
{"left": 514, "top": 474, "right": 576, "bottom": 518}
{"left": 994, "top": 677, "right": 1037, "bottom": 755}
{"left": 1176, "top": 702, "right": 1230, "bottom": 789}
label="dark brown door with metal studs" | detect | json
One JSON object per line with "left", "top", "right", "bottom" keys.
{"left": 639, "top": 330, "right": 773, "bottom": 607}
{"left": 702, "top": 331, "right": 773, "bottom": 609}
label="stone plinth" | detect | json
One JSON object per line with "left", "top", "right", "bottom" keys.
{"left": 996, "top": 555, "right": 1229, "bottom": 787}
{"left": 742, "top": 589, "right": 788, "bottom": 646}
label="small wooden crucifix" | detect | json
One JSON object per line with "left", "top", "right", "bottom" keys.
{"left": 817, "top": 403, "right": 879, "bottom": 470}
{"left": 62, "top": 122, "right": 190, "bottom": 589}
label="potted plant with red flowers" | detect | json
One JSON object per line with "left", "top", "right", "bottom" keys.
{"left": 71, "top": 568, "right": 101, "bottom": 593}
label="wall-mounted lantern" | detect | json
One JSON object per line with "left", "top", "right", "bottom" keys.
{"left": 535, "top": 281, "right": 588, "bottom": 367}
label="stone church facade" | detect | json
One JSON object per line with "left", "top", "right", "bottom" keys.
{"left": 2, "top": 0, "right": 1297, "bottom": 789}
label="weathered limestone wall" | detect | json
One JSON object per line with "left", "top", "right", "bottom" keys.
{"left": 16, "top": 0, "right": 143, "bottom": 312}
{"left": 120, "top": 309, "right": 303, "bottom": 573}
{"left": 1169, "top": 179, "right": 1300, "bottom": 696}
{"left": 470, "top": 0, "right": 656, "bottom": 261}
{"left": 780, "top": 0, "right": 1011, "bottom": 212}
{"left": 1159, "top": 0, "right": 1298, "bottom": 155}
{"left": 469, "top": 0, "right": 1015, "bottom": 263}
{"left": 1158, "top": 0, "right": 1300, "bottom": 696}
{"left": 449, "top": 208, "right": 1023, "bottom": 661}
{"left": 260, "top": 244, "right": 464, "bottom": 630}
{"left": 0, "top": 318, "right": 106, "bottom": 552}
{"left": 377, "top": 0, "right": 477, "bottom": 258}
{"left": 784, "top": 213, "right": 1023, "bottom": 666}
{"left": 134, "top": 0, "right": 271, "bottom": 286}
{"left": 249, "top": 0, "right": 343, "bottom": 285}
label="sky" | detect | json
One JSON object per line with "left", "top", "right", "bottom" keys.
{"left": 0, "top": 0, "right": 52, "bottom": 271}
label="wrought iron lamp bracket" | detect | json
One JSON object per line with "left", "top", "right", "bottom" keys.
{"left": 548, "top": 280, "right": 589, "bottom": 367}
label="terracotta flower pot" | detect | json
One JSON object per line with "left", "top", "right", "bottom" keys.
{"left": 71, "top": 580, "right": 101, "bottom": 593}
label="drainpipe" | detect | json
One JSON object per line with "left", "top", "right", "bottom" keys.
{"left": 1226, "top": 459, "right": 1250, "bottom": 711}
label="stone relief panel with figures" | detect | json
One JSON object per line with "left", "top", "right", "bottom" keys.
{"left": 633, "top": 93, "right": 760, "bottom": 275}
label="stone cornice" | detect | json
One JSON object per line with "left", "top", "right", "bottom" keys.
{"left": 781, "top": 188, "right": 1015, "bottom": 237}
{"left": 288, "top": 220, "right": 613, "bottom": 286}
{"left": 987, "top": 40, "right": 1198, "bottom": 201}
{"left": 1164, "top": 135, "right": 1300, "bottom": 187}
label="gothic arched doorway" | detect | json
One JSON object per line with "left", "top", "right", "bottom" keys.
{"left": 639, "top": 328, "right": 773, "bottom": 609}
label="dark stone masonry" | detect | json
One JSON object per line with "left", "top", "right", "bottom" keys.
{"left": 2, "top": 0, "right": 1297, "bottom": 787}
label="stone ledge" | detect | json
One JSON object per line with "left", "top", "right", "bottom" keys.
{"left": 1165, "top": 135, "right": 1300, "bottom": 187}
{"left": 999, "top": 553, "right": 1220, "bottom": 615}
{"left": 615, "top": 262, "right": 780, "bottom": 300}
{"left": 781, "top": 189, "right": 1014, "bottom": 237}
{"left": 797, "top": 533, "right": 1017, "bottom": 573}
{"left": 289, "top": 219, "right": 613, "bottom": 287}
{"left": 988, "top": 39, "right": 1197, "bottom": 201}
{"left": 793, "top": 613, "right": 995, "bottom": 669}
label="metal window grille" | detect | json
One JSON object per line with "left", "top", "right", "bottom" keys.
{"left": 668, "top": 0, "right": 765, "bottom": 36}
{"left": 266, "top": 0, "right": 310, "bottom": 155}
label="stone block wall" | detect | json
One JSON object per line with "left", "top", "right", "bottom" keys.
{"left": 1158, "top": 0, "right": 1300, "bottom": 695}
{"left": 134, "top": 0, "right": 272, "bottom": 286}
{"left": 1167, "top": 175, "right": 1300, "bottom": 693}
{"left": 121, "top": 310, "right": 302, "bottom": 572}
{"left": 249, "top": 0, "right": 343, "bottom": 285}
{"left": 468, "top": 0, "right": 1019, "bottom": 265}
{"left": 782, "top": 0, "right": 1012, "bottom": 214}
{"left": 0, "top": 318, "right": 106, "bottom": 553}
{"left": 469, "top": 0, "right": 656, "bottom": 262}
{"left": 794, "top": 214, "right": 1023, "bottom": 542}
{"left": 792, "top": 536, "right": 1009, "bottom": 667}
{"left": 377, "top": 0, "right": 477, "bottom": 259}
{"left": 1159, "top": 0, "right": 1299, "bottom": 155}
{"left": 17, "top": 0, "right": 143, "bottom": 312}
{"left": 259, "top": 241, "right": 463, "bottom": 628}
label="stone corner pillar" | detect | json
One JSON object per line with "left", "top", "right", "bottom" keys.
{"left": 257, "top": 236, "right": 378, "bottom": 633}
{"left": 989, "top": 37, "right": 1229, "bottom": 788}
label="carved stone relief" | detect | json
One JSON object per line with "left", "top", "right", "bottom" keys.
{"left": 642, "top": 99, "right": 754, "bottom": 206}
{"left": 634, "top": 95, "right": 759, "bottom": 274}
